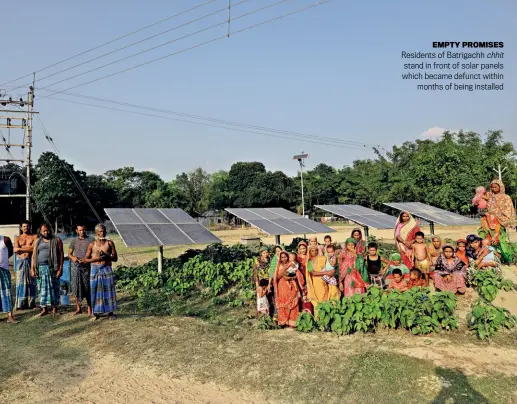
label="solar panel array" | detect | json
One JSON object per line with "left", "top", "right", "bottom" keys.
{"left": 105, "top": 208, "right": 222, "bottom": 248}
{"left": 315, "top": 204, "right": 397, "bottom": 229}
{"left": 383, "top": 202, "right": 478, "bottom": 226}
{"left": 225, "top": 207, "right": 335, "bottom": 235}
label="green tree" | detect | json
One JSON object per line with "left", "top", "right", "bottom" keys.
{"left": 174, "top": 168, "right": 211, "bottom": 216}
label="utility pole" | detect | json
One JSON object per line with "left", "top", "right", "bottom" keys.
{"left": 0, "top": 84, "right": 37, "bottom": 220}
{"left": 293, "top": 152, "right": 309, "bottom": 217}
{"left": 493, "top": 163, "right": 507, "bottom": 181}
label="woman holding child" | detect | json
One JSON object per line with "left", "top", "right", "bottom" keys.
{"left": 338, "top": 238, "right": 368, "bottom": 297}
{"left": 433, "top": 244, "right": 466, "bottom": 294}
{"left": 273, "top": 251, "right": 305, "bottom": 328}
{"left": 480, "top": 180, "right": 515, "bottom": 263}
{"left": 305, "top": 245, "right": 340, "bottom": 314}
{"left": 394, "top": 211, "right": 421, "bottom": 269}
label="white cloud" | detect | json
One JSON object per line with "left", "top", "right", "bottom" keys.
{"left": 420, "top": 127, "right": 450, "bottom": 139}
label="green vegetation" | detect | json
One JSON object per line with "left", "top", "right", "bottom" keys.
{"left": 467, "top": 300, "right": 517, "bottom": 340}
{"left": 468, "top": 269, "right": 517, "bottom": 302}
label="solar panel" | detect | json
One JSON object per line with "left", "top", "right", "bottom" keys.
{"left": 383, "top": 202, "right": 478, "bottom": 226}
{"left": 104, "top": 208, "right": 222, "bottom": 247}
{"left": 315, "top": 204, "right": 397, "bottom": 229}
{"left": 225, "top": 207, "right": 335, "bottom": 235}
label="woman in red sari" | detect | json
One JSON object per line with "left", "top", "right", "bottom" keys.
{"left": 273, "top": 251, "right": 305, "bottom": 328}
{"left": 351, "top": 228, "right": 367, "bottom": 257}
{"left": 394, "top": 211, "right": 421, "bottom": 269}
{"left": 338, "top": 238, "right": 368, "bottom": 297}
{"left": 297, "top": 241, "right": 313, "bottom": 314}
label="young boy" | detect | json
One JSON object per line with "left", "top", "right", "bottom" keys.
{"left": 321, "top": 245, "right": 338, "bottom": 299}
{"left": 407, "top": 268, "right": 426, "bottom": 290}
{"left": 387, "top": 268, "right": 408, "bottom": 292}
{"left": 366, "top": 242, "right": 388, "bottom": 288}
{"left": 413, "top": 231, "right": 432, "bottom": 286}
{"left": 384, "top": 253, "right": 410, "bottom": 285}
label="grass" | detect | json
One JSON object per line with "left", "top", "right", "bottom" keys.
{"left": 2, "top": 292, "right": 517, "bottom": 403}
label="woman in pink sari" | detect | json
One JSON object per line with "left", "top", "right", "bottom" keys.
{"left": 273, "top": 251, "right": 305, "bottom": 328}
{"left": 394, "top": 211, "right": 421, "bottom": 269}
{"left": 351, "top": 228, "right": 367, "bottom": 257}
{"left": 297, "top": 241, "right": 313, "bottom": 314}
{"left": 338, "top": 238, "right": 368, "bottom": 297}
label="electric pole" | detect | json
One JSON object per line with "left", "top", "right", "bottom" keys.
{"left": 0, "top": 84, "right": 36, "bottom": 220}
{"left": 493, "top": 163, "right": 507, "bottom": 181}
{"left": 293, "top": 152, "right": 309, "bottom": 217}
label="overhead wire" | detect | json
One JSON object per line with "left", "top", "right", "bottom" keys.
{"left": 10, "top": 0, "right": 256, "bottom": 92}
{"left": 34, "top": 114, "right": 103, "bottom": 223}
{"left": 38, "top": 0, "right": 333, "bottom": 100}
{"left": 45, "top": 95, "right": 373, "bottom": 151}
{"left": 0, "top": 0, "right": 218, "bottom": 88}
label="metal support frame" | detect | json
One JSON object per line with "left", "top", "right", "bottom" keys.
{"left": 158, "top": 245, "right": 163, "bottom": 274}
{"left": 275, "top": 235, "right": 281, "bottom": 245}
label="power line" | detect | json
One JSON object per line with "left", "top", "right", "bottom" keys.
{"left": 38, "top": 0, "right": 333, "bottom": 100}
{"left": 40, "top": 89, "right": 380, "bottom": 148}
{"left": 37, "top": 0, "right": 293, "bottom": 93}
{"left": 0, "top": 0, "right": 218, "bottom": 88}
{"left": 35, "top": 115, "right": 103, "bottom": 223}
{"left": 9, "top": 0, "right": 256, "bottom": 92}
{"left": 45, "top": 95, "right": 372, "bottom": 151}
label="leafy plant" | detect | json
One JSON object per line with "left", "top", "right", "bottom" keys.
{"left": 467, "top": 300, "right": 517, "bottom": 340}
{"left": 295, "top": 312, "right": 316, "bottom": 332}
{"left": 469, "top": 269, "right": 516, "bottom": 302}
{"left": 257, "top": 314, "right": 278, "bottom": 330}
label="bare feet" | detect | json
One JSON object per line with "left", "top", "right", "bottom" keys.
{"left": 90, "top": 314, "right": 100, "bottom": 322}
{"left": 7, "top": 314, "right": 18, "bottom": 324}
{"left": 37, "top": 309, "right": 48, "bottom": 317}
{"left": 73, "top": 309, "right": 82, "bottom": 316}
{"left": 108, "top": 313, "right": 117, "bottom": 320}
{"left": 51, "top": 307, "right": 60, "bottom": 317}
{"left": 87, "top": 307, "right": 92, "bottom": 316}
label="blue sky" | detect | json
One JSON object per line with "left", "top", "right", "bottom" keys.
{"left": 1, "top": 0, "right": 516, "bottom": 180}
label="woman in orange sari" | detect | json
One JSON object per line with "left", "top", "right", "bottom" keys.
{"left": 297, "top": 241, "right": 313, "bottom": 313}
{"left": 394, "top": 211, "right": 421, "bottom": 269}
{"left": 273, "top": 251, "right": 305, "bottom": 328}
{"left": 480, "top": 180, "right": 515, "bottom": 263}
{"left": 305, "top": 245, "right": 340, "bottom": 316}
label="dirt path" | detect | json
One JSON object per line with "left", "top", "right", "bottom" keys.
{"left": 4, "top": 352, "right": 268, "bottom": 404}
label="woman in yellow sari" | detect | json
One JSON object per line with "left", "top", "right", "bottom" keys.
{"left": 305, "top": 245, "right": 340, "bottom": 315}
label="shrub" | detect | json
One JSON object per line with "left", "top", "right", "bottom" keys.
{"left": 468, "top": 269, "right": 517, "bottom": 302}
{"left": 467, "top": 300, "right": 517, "bottom": 340}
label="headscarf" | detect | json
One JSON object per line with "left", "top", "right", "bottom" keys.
{"left": 273, "top": 251, "right": 291, "bottom": 287}
{"left": 254, "top": 248, "right": 270, "bottom": 280}
{"left": 487, "top": 180, "right": 516, "bottom": 227}
{"left": 466, "top": 234, "right": 482, "bottom": 259}
{"left": 345, "top": 237, "right": 356, "bottom": 246}
{"left": 429, "top": 235, "right": 442, "bottom": 257}
{"left": 437, "top": 243, "right": 463, "bottom": 274}
{"left": 391, "top": 253, "right": 401, "bottom": 261}
{"left": 395, "top": 211, "right": 420, "bottom": 240}
{"left": 455, "top": 238, "right": 469, "bottom": 265}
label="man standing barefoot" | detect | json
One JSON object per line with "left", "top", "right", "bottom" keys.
{"left": 69, "top": 224, "right": 93, "bottom": 316}
{"left": 31, "top": 224, "right": 64, "bottom": 317}
{"left": 0, "top": 235, "right": 18, "bottom": 323}
{"left": 14, "top": 221, "right": 37, "bottom": 310}
{"left": 84, "top": 224, "right": 118, "bottom": 321}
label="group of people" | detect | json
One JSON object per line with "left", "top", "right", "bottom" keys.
{"left": 254, "top": 179, "right": 516, "bottom": 328}
{"left": 0, "top": 222, "right": 119, "bottom": 324}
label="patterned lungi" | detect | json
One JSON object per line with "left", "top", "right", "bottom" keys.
{"left": 71, "top": 263, "right": 91, "bottom": 306}
{"left": 0, "top": 267, "right": 13, "bottom": 313}
{"left": 91, "top": 264, "right": 117, "bottom": 314}
{"left": 37, "top": 264, "right": 60, "bottom": 308}
{"left": 369, "top": 274, "right": 385, "bottom": 288}
{"left": 15, "top": 258, "right": 36, "bottom": 309}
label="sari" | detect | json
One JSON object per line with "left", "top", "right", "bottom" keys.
{"left": 455, "top": 239, "right": 469, "bottom": 266}
{"left": 297, "top": 241, "right": 313, "bottom": 314}
{"left": 351, "top": 228, "right": 366, "bottom": 256}
{"left": 273, "top": 252, "right": 305, "bottom": 327}
{"left": 433, "top": 245, "right": 466, "bottom": 293}
{"left": 306, "top": 255, "right": 340, "bottom": 314}
{"left": 338, "top": 248, "right": 368, "bottom": 297}
{"left": 480, "top": 180, "right": 516, "bottom": 263}
{"left": 394, "top": 211, "right": 421, "bottom": 269}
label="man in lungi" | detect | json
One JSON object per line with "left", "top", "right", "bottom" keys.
{"left": 31, "top": 224, "right": 64, "bottom": 317}
{"left": 14, "top": 221, "right": 37, "bottom": 310}
{"left": 83, "top": 224, "right": 118, "bottom": 321}
{"left": 0, "top": 235, "right": 18, "bottom": 323}
{"left": 68, "top": 224, "right": 93, "bottom": 315}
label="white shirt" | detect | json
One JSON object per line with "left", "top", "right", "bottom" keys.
{"left": 0, "top": 236, "right": 9, "bottom": 270}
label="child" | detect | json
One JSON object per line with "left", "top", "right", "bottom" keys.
{"left": 384, "top": 253, "right": 410, "bottom": 285}
{"left": 321, "top": 245, "right": 338, "bottom": 299}
{"left": 429, "top": 236, "right": 442, "bottom": 270}
{"left": 407, "top": 268, "right": 426, "bottom": 290}
{"left": 256, "top": 279, "right": 270, "bottom": 316}
{"left": 387, "top": 268, "right": 408, "bottom": 292}
{"left": 413, "top": 231, "right": 432, "bottom": 286}
{"left": 366, "top": 242, "right": 388, "bottom": 288}
{"left": 287, "top": 252, "right": 299, "bottom": 276}
{"left": 478, "top": 238, "right": 500, "bottom": 268}
{"left": 455, "top": 239, "right": 469, "bottom": 266}
{"left": 472, "top": 186, "right": 489, "bottom": 217}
